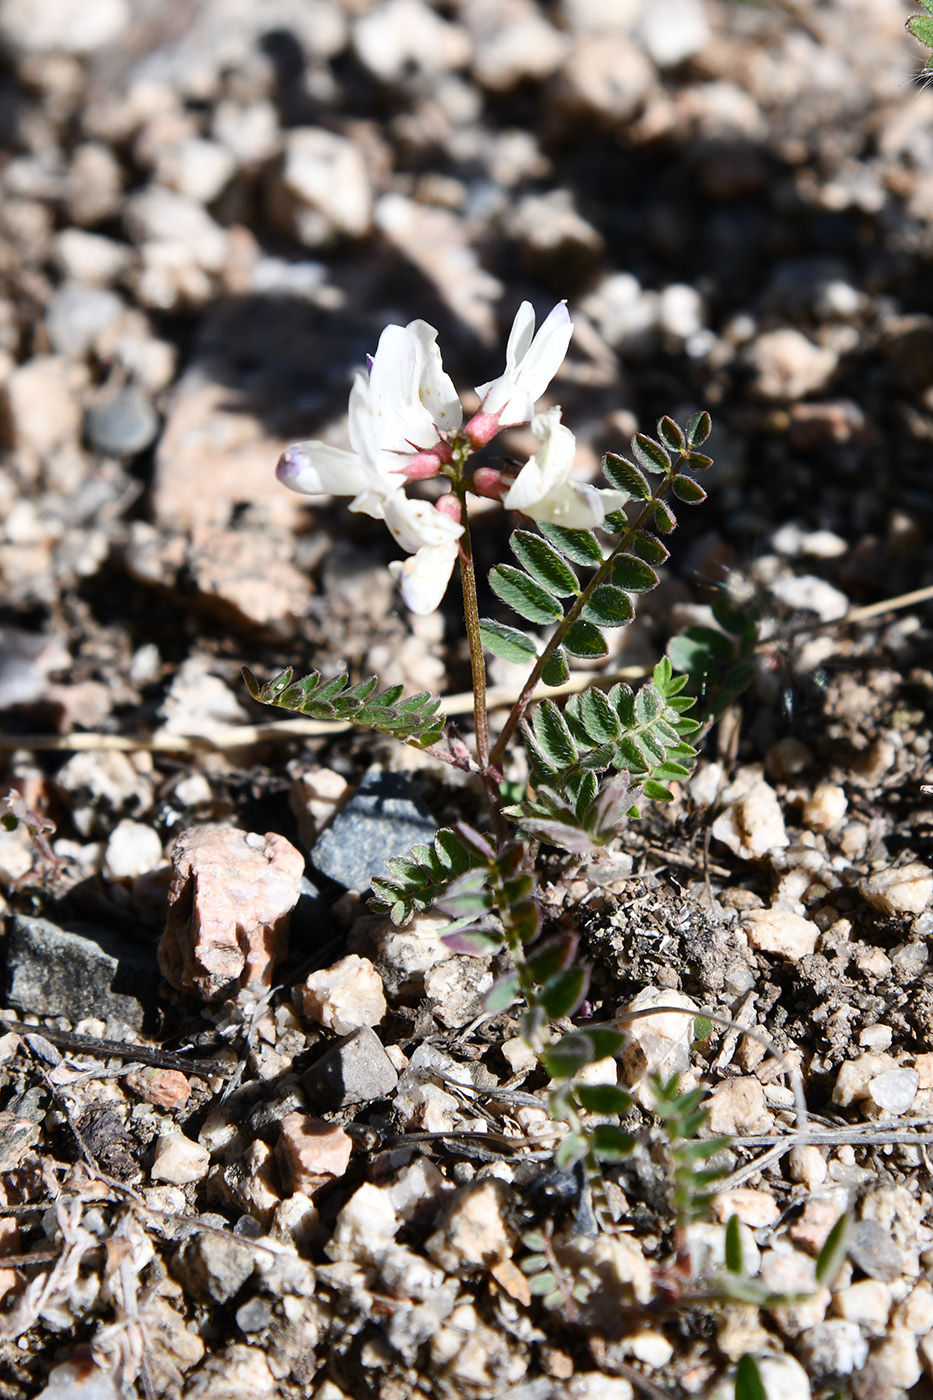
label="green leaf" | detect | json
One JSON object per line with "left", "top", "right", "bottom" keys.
{"left": 684, "top": 450, "right": 714, "bottom": 471}
{"left": 540, "top": 524, "right": 604, "bottom": 567}
{"left": 485, "top": 972, "right": 520, "bottom": 1014}
{"left": 531, "top": 699, "right": 577, "bottom": 770}
{"left": 602, "top": 452, "right": 651, "bottom": 499}
{"left": 540, "top": 647, "right": 569, "bottom": 686}
{"left": 725, "top": 1214, "right": 744, "bottom": 1274}
{"left": 686, "top": 410, "right": 711, "bottom": 448}
{"left": 583, "top": 1028, "right": 627, "bottom": 1060}
{"left": 631, "top": 531, "right": 670, "bottom": 565}
{"left": 632, "top": 433, "right": 671, "bottom": 475}
{"left": 479, "top": 620, "right": 537, "bottom": 663}
{"left": 510, "top": 898, "right": 541, "bottom": 942}
{"left": 610, "top": 554, "right": 659, "bottom": 592}
{"left": 542, "top": 1033, "right": 594, "bottom": 1079}
{"left": 734, "top": 1356, "right": 767, "bottom": 1400}
{"left": 642, "top": 780, "right": 674, "bottom": 802}
{"left": 590, "top": 1124, "right": 636, "bottom": 1161}
{"left": 582, "top": 585, "right": 634, "bottom": 628}
{"left": 908, "top": 13, "right": 933, "bottom": 45}
{"left": 526, "top": 933, "right": 578, "bottom": 983}
{"left": 652, "top": 499, "right": 677, "bottom": 533}
{"left": 244, "top": 665, "right": 444, "bottom": 747}
{"left": 580, "top": 686, "right": 620, "bottom": 743}
{"left": 563, "top": 620, "right": 609, "bottom": 659}
{"left": 528, "top": 1270, "right": 560, "bottom": 1295}
{"left": 511, "top": 531, "right": 579, "bottom": 596}
{"left": 539, "top": 966, "right": 590, "bottom": 1019}
{"left": 433, "top": 867, "right": 495, "bottom": 919}
{"left": 370, "top": 826, "right": 483, "bottom": 925}
{"left": 519, "top": 1252, "right": 548, "bottom": 1274}
{"left": 694, "top": 1016, "right": 713, "bottom": 1042}
{"left": 575, "top": 1084, "right": 631, "bottom": 1115}
{"left": 816, "top": 1213, "right": 850, "bottom": 1288}
{"left": 657, "top": 416, "right": 686, "bottom": 454}
{"left": 555, "top": 1132, "right": 587, "bottom": 1170}
{"left": 671, "top": 474, "right": 708, "bottom": 505}
{"left": 490, "top": 565, "right": 564, "bottom": 624}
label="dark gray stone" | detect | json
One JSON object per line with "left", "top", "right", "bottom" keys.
{"left": 173, "top": 1222, "right": 255, "bottom": 1304}
{"left": 847, "top": 1218, "right": 905, "bottom": 1282}
{"left": 84, "top": 387, "right": 159, "bottom": 456}
{"left": 302, "top": 1026, "right": 398, "bottom": 1109}
{"left": 310, "top": 768, "right": 436, "bottom": 892}
{"left": 5, "top": 915, "right": 158, "bottom": 1029}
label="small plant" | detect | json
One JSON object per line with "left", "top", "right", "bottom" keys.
{"left": 250, "top": 299, "right": 714, "bottom": 1181}
{"left": 908, "top": 0, "right": 933, "bottom": 74}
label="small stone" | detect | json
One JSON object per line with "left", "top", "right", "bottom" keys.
{"left": 848, "top": 1219, "right": 908, "bottom": 1283}
{"left": 505, "top": 188, "right": 604, "bottom": 281}
{"left": 424, "top": 955, "right": 494, "bottom": 1028}
{"left": 326, "top": 1182, "right": 399, "bottom": 1264}
{"left": 706, "top": 1077, "right": 772, "bottom": 1136}
{"left": 102, "top": 819, "right": 164, "bottom": 881}
{"left": 2, "top": 355, "right": 84, "bottom": 455}
{"left": 802, "top": 783, "right": 848, "bottom": 833}
{"left": 502, "top": 1035, "right": 537, "bottom": 1075}
{"left": 54, "top": 749, "right": 153, "bottom": 837}
{"left": 711, "top": 781, "right": 788, "bottom": 860}
{"left": 626, "top": 1329, "right": 674, "bottom": 1368}
{"left": 84, "top": 387, "right": 159, "bottom": 456}
{"left": 159, "top": 826, "right": 304, "bottom": 1001}
{"left": 6, "top": 914, "right": 156, "bottom": 1027}
{"left": 173, "top": 1222, "right": 255, "bottom": 1304}
{"left": 275, "top": 128, "right": 372, "bottom": 244}
{"left": 276, "top": 1114, "right": 352, "bottom": 1193}
{"left": 125, "top": 1067, "right": 190, "bottom": 1110}
{"left": 768, "top": 574, "right": 849, "bottom": 623}
{"left": 53, "top": 228, "right": 130, "bottom": 286}
{"left": 860, "top": 863, "right": 932, "bottom": 917}
{"left": 295, "top": 954, "right": 387, "bottom": 1035}
{"left": 748, "top": 327, "right": 838, "bottom": 401}
{"left": 743, "top": 908, "right": 819, "bottom": 962}
{"left": 788, "top": 1145, "right": 828, "bottom": 1191}
{"left": 790, "top": 1194, "right": 849, "bottom": 1253}
{"left": 833, "top": 1279, "right": 893, "bottom": 1334}
{"left": 352, "top": 0, "right": 471, "bottom": 82}
{"left": 45, "top": 283, "right": 124, "bottom": 358}
{"left": 637, "top": 0, "right": 709, "bottom": 66}
{"left": 832, "top": 1054, "right": 897, "bottom": 1108}
{"left": 867, "top": 1068, "right": 919, "bottom": 1116}
{"left": 0, "top": 1112, "right": 40, "bottom": 1170}
{"left": 425, "top": 1179, "right": 516, "bottom": 1273}
{"left": 176, "top": 1345, "right": 275, "bottom": 1398}
{"left": 563, "top": 1375, "right": 634, "bottom": 1400}
{"left": 712, "top": 1189, "right": 779, "bottom": 1229}
{"left": 386, "top": 1157, "right": 450, "bottom": 1221}
{"left": 33, "top": 1361, "right": 123, "bottom": 1400}
{"left": 765, "top": 737, "right": 813, "bottom": 780}
{"left": 858, "top": 1024, "right": 894, "bottom": 1052}
{"left": 859, "top": 1328, "right": 922, "bottom": 1393}
{"left": 303, "top": 1026, "right": 399, "bottom": 1109}
{"left": 154, "top": 137, "right": 236, "bottom": 205}
{"left": 797, "top": 1322, "right": 868, "bottom": 1381}
{"left": 270, "top": 1192, "right": 319, "bottom": 1249}
{"left": 555, "top": 33, "right": 652, "bottom": 126}
{"left": 892, "top": 1281, "right": 933, "bottom": 1334}
{"left": 470, "top": 4, "right": 570, "bottom": 91}
{"left": 620, "top": 987, "right": 698, "bottom": 1107}
{"left": 0, "top": 0, "right": 128, "bottom": 53}
{"left": 311, "top": 768, "right": 437, "bottom": 892}
{"left": 760, "top": 1249, "right": 829, "bottom": 1335}
{"left": 151, "top": 1132, "right": 210, "bottom": 1185}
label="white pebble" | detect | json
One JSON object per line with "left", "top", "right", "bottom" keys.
{"left": 860, "top": 863, "right": 932, "bottom": 917}
{"left": 150, "top": 1132, "right": 210, "bottom": 1185}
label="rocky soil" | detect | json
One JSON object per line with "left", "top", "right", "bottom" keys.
{"left": 0, "top": 0, "right": 932, "bottom": 1397}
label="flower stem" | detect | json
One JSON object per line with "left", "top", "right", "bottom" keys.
{"left": 456, "top": 487, "right": 509, "bottom": 845}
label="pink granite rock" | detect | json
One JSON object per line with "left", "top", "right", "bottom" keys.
{"left": 276, "top": 1113, "right": 353, "bottom": 1194}
{"left": 159, "top": 825, "right": 304, "bottom": 1000}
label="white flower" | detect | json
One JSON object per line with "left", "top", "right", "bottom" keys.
{"left": 475, "top": 301, "right": 574, "bottom": 428}
{"left": 503, "top": 407, "right": 630, "bottom": 529}
{"left": 276, "top": 319, "right": 461, "bottom": 516}
{"left": 384, "top": 494, "right": 463, "bottom": 615}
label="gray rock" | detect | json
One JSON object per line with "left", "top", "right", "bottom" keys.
{"left": 45, "top": 283, "right": 123, "bottom": 358}
{"left": 84, "top": 387, "right": 159, "bottom": 457}
{"left": 848, "top": 1219, "right": 907, "bottom": 1283}
{"left": 311, "top": 769, "right": 436, "bottom": 892}
{"left": 173, "top": 1220, "right": 255, "bottom": 1304}
{"left": 302, "top": 1026, "right": 399, "bottom": 1109}
{"left": 5, "top": 915, "right": 158, "bottom": 1029}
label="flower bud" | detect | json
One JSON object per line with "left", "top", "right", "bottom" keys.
{"left": 399, "top": 447, "right": 448, "bottom": 481}
{"left": 435, "top": 492, "right": 462, "bottom": 523}
{"left": 470, "top": 467, "right": 508, "bottom": 500}
{"left": 463, "top": 408, "right": 504, "bottom": 448}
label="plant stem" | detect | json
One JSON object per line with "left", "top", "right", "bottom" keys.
{"left": 456, "top": 488, "right": 509, "bottom": 845}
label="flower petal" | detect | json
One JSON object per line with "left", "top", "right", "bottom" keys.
{"left": 475, "top": 300, "right": 574, "bottom": 427}
{"left": 407, "top": 320, "right": 463, "bottom": 435}
{"left": 276, "top": 441, "right": 370, "bottom": 498}
{"left": 503, "top": 407, "right": 576, "bottom": 511}
{"left": 382, "top": 491, "right": 464, "bottom": 554}
{"left": 389, "top": 542, "right": 460, "bottom": 614}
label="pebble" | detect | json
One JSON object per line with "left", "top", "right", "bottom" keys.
{"left": 352, "top": 0, "right": 472, "bottom": 82}
{"left": 867, "top": 1068, "right": 919, "bottom": 1117}
{"left": 311, "top": 768, "right": 437, "bottom": 893}
{"left": 52, "top": 228, "right": 130, "bottom": 285}
{"left": 833, "top": 1279, "right": 893, "bottom": 1334}
{"left": 0, "top": 1112, "right": 40, "bottom": 1171}
{"left": 173, "top": 1223, "right": 255, "bottom": 1304}
{"left": 563, "top": 1376, "right": 634, "bottom": 1400}
{"left": 767, "top": 574, "right": 849, "bottom": 623}
{"left": 712, "top": 1188, "right": 780, "bottom": 1229}
{"left": 468, "top": 2, "right": 570, "bottom": 92}
{"left": 6, "top": 913, "right": 155, "bottom": 1028}
{"left": 859, "top": 1327, "right": 921, "bottom": 1393}
{"left": 556, "top": 34, "right": 653, "bottom": 126}
{"left": 619, "top": 986, "right": 698, "bottom": 1106}
{"left": 0, "top": 0, "right": 128, "bottom": 54}
{"left": 296, "top": 954, "right": 387, "bottom": 1034}
{"left": 743, "top": 907, "right": 819, "bottom": 962}
{"left": 848, "top": 1219, "right": 908, "bottom": 1284}
{"left": 34, "top": 1361, "right": 123, "bottom": 1400}
{"left": 833, "top": 1054, "right": 898, "bottom": 1108}
{"left": 45, "top": 283, "right": 124, "bottom": 359}
{"left": 275, "top": 127, "right": 373, "bottom": 244}
{"left": 425, "top": 1179, "right": 516, "bottom": 1272}
{"left": 860, "top": 863, "right": 932, "bottom": 917}
{"left": 892, "top": 1280, "right": 933, "bottom": 1334}
{"left": 302, "top": 1026, "right": 399, "bottom": 1109}
{"left": 760, "top": 1248, "right": 829, "bottom": 1334}
{"left": 326, "top": 1182, "right": 400, "bottom": 1265}
{"left": 151, "top": 1132, "right": 210, "bottom": 1185}
{"left": 802, "top": 783, "right": 848, "bottom": 833}
{"left": 2, "top": 355, "right": 84, "bottom": 456}
{"left": 54, "top": 749, "right": 153, "bottom": 837}
{"left": 124, "top": 1066, "right": 190, "bottom": 1110}
{"left": 626, "top": 1329, "right": 674, "bottom": 1367}
{"left": 797, "top": 1321, "right": 868, "bottom": 1381}
{"left": 706, "top": 1076, "right": 773, "bottom": 1136}
{"left": 711, "top": 780, "right": 788, "bottom": 861}
{"left": 748, "top": 327, "right": 838, "bottom": 401}
{"left": 101, "top": 818, "right": 164, "bottom": 881}
{"left": 636, "top": 0, "right": 709, "bottom": 66}
{"left": 84, "top": 386, "right": 159, "bottom": 456}
{"left": 765, "top": 737, "right": 813, "bottom": 780}
{"left": 788, "top": 1145, "right": 828, "bottom": 1191}
{"left": 276, "top": 1114, "right": 352, "bottom": 1193}
{"left": 424, "top": 955, "right": 495, "bottom": 1028}
{"left": 582, "top": 272, "right": 658, "bottom": 357}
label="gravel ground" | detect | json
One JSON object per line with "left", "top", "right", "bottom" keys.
{"left": 0, "top": 1, "right": 932, "bottom": 1397}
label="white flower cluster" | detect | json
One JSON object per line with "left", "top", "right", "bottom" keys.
{"left": 277, "top": 301, "right": 625, "bottom": 613}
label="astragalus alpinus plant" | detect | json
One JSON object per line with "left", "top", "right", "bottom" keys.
{"left": 244, "top": 299, "right": 712, "bottom": 1192}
